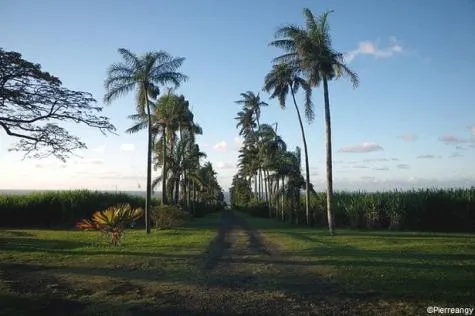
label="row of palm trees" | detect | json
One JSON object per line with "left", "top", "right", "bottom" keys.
{"left": 232, "top": 8, "right": 359, "bottom": 235}
{"left": 103, "top": 49, "right": 223, "bottom": 233}
{"left": 231, "top": 116, "right": 310, "bottom": 223}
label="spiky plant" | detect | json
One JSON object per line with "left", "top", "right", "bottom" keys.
{"left": 76, "top": 204, "right": 144, "bottom": 246}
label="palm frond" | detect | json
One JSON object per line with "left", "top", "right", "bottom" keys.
{"left": 303, "top": 8, "right": 317, "bottom": 31}
{"left": 117, "top": 48, "right": 140, "bottom": 69}
{"left": 103, "top": 81, "right": 136, "bottom": 104}
{"left": 125, "top": 121, "right": 148, "bottom": 134}
{"left": 334, "top": 58, "right": 360, "bottom": 88}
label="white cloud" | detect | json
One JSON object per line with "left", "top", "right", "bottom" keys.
{"left": 213, "top": 141, "right": 227, "bottom": 152}
{"left": 338, "top": 142, "right": 383, "bottom": 153}
{"left": 216, "top": 161, "right": 234, "bottom": 170}
{"left": 471, "top": 126, "right": 475, "bottom": 137}
{"left": 417, "top": 154, "right": 435, "bottom": 159}
{"left": 438, "top": 135, "right": 468, "bottom": 145}
{"left": 362, "top": 158, "right": 389, "bottom": 163}
{"left": 449, "top": 152, "right": 463, "bottom": 158}
{"left": 399, "top": 133, "right": 418, "bottom": 142}
{"left": 120, "top": 143, "right": 135, "bottom": 152}
{"left": 397, "top": 164, "right": 410, "bottom": 169}
{"left": 344, "top": 36, "right": 404, "bottom": 63}
{"left": 94, "top": 145, "right": 105, "bottom": 153}
{"left": 88, "top": 159, "right": 104, "bottom": 165}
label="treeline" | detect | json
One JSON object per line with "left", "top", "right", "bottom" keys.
{"left": 0, "top": 190, "right": 144, "bottom": 227}
{"left": 0, "top": 189, "right": 224, "bottom": 228}
{"left": 232, "top": 187, "right": 475, "bottom": 232}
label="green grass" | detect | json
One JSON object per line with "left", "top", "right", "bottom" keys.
{"left": 0, "top": 213, "right": 220, "bottom": 315}
{"left": 1, "top": 210, "right": 474, "bottom": 315}
{"left": 243, "top": 213, "right": 475, "bottom": 306}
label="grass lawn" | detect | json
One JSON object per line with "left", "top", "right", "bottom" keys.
{"left": 243, "top": 214, "right": 475, "bottom": 308}
{"left": 0, "top": 213, "right": 220, "bottom": 315}
{"left": 1, "top": 211, "right": 474, "bottom": 315}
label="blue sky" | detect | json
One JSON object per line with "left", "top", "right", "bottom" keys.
{"left": 1, "top": 0, "right": 474, "bottom": 191}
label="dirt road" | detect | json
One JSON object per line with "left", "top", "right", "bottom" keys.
{"left": 181, "top": 210, "right": 355, "bottom": 315}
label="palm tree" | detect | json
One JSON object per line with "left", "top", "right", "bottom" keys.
{"left": 126, "top": 90, "right": 179, "bottom": 206}
{"left": 235, "top": 108, "right": 256, "bottom": 138}
{"left": 264, "top": 61, "right": 313, "bottom": 225}
{"left": 270, "top": 9, "right": 359, "bottom": 235}
{"left": 256, "top": 123, "right": 286, "bottom": 214}
{"left": 235, "top": 91, "right": 268, "bottom": 129}
{"left": 235, "top": 91, "right": 268, "bottom": 202}
{"left": 104, "top": 48, "right": 187, "bottom": 233}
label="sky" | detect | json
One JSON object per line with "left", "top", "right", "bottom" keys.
{"left": 1, "top": 0, "right": 474, "bottom": 192}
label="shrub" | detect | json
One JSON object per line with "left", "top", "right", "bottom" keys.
{"left": 76, "top": 203, "right": 143, "bottom": 246}
{"left": 151, "top": 205, "right": 192, "bottom": 229}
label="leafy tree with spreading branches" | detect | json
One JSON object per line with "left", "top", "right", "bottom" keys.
{"left": 0, "top": 48, "right": 115, "bottom": 161}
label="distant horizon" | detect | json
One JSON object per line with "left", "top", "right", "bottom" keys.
{"left": 2, "top": 184, "right": 474, "bottom": 194}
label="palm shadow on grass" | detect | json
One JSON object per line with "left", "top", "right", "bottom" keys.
{"left": 1, "top": 211, "right": 474, "bottom": 315}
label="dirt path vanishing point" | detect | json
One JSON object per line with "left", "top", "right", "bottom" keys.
{"left": 186, "top": 210, "right": 369, "bottom": 315}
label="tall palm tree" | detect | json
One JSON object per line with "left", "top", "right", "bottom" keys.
{"left": 235, "top": 91, "right": 268, "bottom": 202}
{"left": 127, "top": 90, "right": 180, "bottom": 206}
{"left": 235, "top": 91, "right": 268, "bottom": 129}
{"left": 235, "top": 108, "right": 256, "bottom": 138}
{"left": 264, "top": 62, "right": 313, "bottom": 225}
{"left": 104, "top": 48, "right": 187, "bottom": 233}
{"left": 270, "top": 9, "right": 359, "bottom": 235}
{"left": 256, "top": 123, "right": 286, "bottom": 213}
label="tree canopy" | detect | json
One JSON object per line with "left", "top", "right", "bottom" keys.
{"left": 0, "top": 48, "right": 116, "bottom": 161}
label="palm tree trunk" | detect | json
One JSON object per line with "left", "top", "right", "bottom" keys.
{"left": 281, "top": 176, "right": 285, "bottom": 221}
{"left": 259, "top": 169, "right": 263, "bottom": 202}
{"left": 174, "top": 177, "right": 179, "bottom": 204}
{"left": 183, "top": 171, "right": 188, "bottom": 208}
{"left": 275, "top": 178, "right": 280, "bottom": 219}
{"left": 162, "top": 127, "right": 167, "bottom": 206}
{"left": 265, "top": 170, "right": 270, "bottom": 217}
{"left": 290, "top": 88, "right": 311, "bottom": 226}
{"left": 323, "top": 77, "right": 335, "bottom": 235}
{"left": 145, "top": 90, "right": 152, "bottom": 234}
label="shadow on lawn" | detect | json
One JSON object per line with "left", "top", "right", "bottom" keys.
{"left": 0, "top": 236, "right": 88, "bottom": 252}
{"left": 0, "top": 230, "right": 34, "bottom": 238}
{"left": 1, "top": 211, "right": 474, "bottom": 315}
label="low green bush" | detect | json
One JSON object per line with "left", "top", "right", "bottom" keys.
{"left": 151, "top": 205, "right": 192, "bottom": 229}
